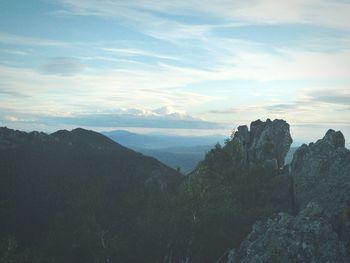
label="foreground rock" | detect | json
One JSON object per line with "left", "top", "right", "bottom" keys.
{"left": 291, "top": 129, "right": 350, "bottom": 217}
{"left": 229, "top": 203, "right": 347, "bottom": 263}
{"left": 232, "top": 119, "right": 293, "bottom": 169}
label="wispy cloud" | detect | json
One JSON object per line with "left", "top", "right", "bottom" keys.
{"left": 0, "top": 32, "right": 70, "bottom": 47}
{"left": 308, "top": 90, "right": 350, "bottom": 105}
{"left": 0, "top": 89, "right": 29, "bottom": 98}
{"left": 0, "top": 64, "right": 218, "bottom": 115}
{"left": 0, "top": 48, "right": 30, "bottom": 56}
{"left": 55, "top": 0, "right": 350, "bottom": 30}
{"left": 40, "top": 57, "right": 86, "bottom": 76}
{"left": 211, "top": 88, "right": 350, "bottom": 111}
{"left": 206, "top": 88, "right": 350, "bottom": 127}
{"left": 100, "top": 48, "right": 180, "bottom": 60}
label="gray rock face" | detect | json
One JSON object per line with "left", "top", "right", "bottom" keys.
{"left": 230, "top": 203, "right": 347, "bottom": 263}
{"left": 232, "top": 119, "right": 293, "bottom": 169}
{"left": 291, "top": 129, "right": 350, "bottom": 217}
{"left": 225, "top": 126, "right": 350, "bottom": 263}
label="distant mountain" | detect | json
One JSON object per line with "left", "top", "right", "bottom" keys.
{"left": 102, "top": 130, "right": 224, "bottom": 149}
{"left": 0, "top": 127, "right": 181, "bottom": 263}
{"left": 102, "top": 130, "right": 224, "bottom": 174}
{"left": 137, "top": 145, "right": 213, "bottom": 174}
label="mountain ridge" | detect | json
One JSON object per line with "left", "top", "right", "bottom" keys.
{"left": 0, "top": 126, "right": 182, "bottom": 262}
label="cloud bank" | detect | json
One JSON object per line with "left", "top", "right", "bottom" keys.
{"left": 0, "top": 106, "right": 222, "bottom": 130}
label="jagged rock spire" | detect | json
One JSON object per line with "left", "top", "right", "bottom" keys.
{"left": 291, "top": 129, "right": 350, "bottom": 217}
{"left": 232, "top": 119, "right": 293, "bottom": 169}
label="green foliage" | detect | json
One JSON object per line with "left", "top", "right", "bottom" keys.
{"left": 165, "top": 136, "right": 290, "bottom": 262}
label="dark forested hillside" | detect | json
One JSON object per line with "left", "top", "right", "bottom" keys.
{"left": 0, "top": 127, "right": 181, "bottom": 262}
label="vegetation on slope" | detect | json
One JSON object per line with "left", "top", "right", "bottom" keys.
{"left": 0, "top": 121, "right": 294, "bottom": 262}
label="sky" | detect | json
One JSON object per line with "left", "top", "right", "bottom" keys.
{"left": 0, "top": 0, "right": 350, "bottom": 144}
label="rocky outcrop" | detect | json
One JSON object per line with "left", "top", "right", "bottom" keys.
{"left": 225, "top": 128, "right": 350, "bottom": 263}
{"left": 291, "top": 129, "right": 350, "bottom": 217}
{"left": 229, "top": 203, "right": 347, "bottom": 263}
{"left": 232, "top": 119, "right": 293, "bottom": 169}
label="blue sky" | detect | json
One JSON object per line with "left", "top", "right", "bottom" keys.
{"left": 0, "top": 0, "right": 350, "bottom": 143}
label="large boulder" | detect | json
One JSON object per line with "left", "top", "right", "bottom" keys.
{"left": 291, "top": 129, "right": 350, "bottom": 217}
{"left": 229, "top": 203, "right": 347, "bottom": 263}
{"left": 232, "top": 119, "right": 293, "bottom": 169}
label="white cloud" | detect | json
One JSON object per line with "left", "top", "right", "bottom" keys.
{"left": 0, "top": 64, "right": 218, "bottom": 116}
{"left": 0, "top": 48, "right": 30, "bottom": 56}
{"left": 40, "top": 57, "right": 86, "bottom": 76}
{"left": 0, "top": 32, "right": 70, "bottom": 47}
{"left": 100, "top": 48, "right": 180, "bottom": 60}
{"left": 4, "top": 115, "right": 18, "bottom": 122}
{"left": 0, "top": 105, "right": 222, "bottom": 129}
{"left": 206, "top": 87, "right": 350, "bottom": 126}
{"left": 55, "top": 0, "right": 350, "bottom": 30}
